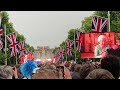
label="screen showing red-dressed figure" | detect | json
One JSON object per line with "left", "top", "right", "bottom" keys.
{"left": 80, "top": 32, "right": 120, "bottom": 58}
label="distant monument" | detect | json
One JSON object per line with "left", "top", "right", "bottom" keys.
{"left": 34, "top": 46, "right": 54, "bottom": 59}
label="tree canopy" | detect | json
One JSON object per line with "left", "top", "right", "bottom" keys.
{"left": 81, "top": 11, "right": 120, "bottom": 33}
{"left": 0, "top": 11, "right": 34, "bottom": 65}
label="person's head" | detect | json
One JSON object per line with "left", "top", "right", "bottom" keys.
{"left": 20, "top": 60, "right": 38, "bottom": 79}
{"left": 79, "top": 63, "right": 96, "bottom": 79}
{"left": 85, "top": 69, "right": 115, "bottom": 79}
{"left": 31, "top": 69, "right": 60, "bottom": 79}
{"left": 0, "top": 65, "right": 13, "bottom": 79}
{"left": 14, "top": 64, "right": 21, "bottom": 73}
{"left": 107, "top": 47, "right": 120, "bottom": 57}
{"left": 101, "top": 55, "right": 120, "bottom": 79}
{"left": 74, "top": 64, "right": 81, "bottom": 72}
{"left": 98, "top": 35, "right": 108, "bottom": 47}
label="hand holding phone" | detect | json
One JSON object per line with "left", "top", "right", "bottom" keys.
{"left": 56, "top": 66, "right": 65, "bottom": 78}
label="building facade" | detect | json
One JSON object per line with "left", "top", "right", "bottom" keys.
{"left": 34, "top": 46, "right": 54, "bottom": 59}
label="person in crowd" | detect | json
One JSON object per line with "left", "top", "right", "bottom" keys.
{"left": 0, "top": 65, "right": 18, "bottom": 79}
{"left": 14, "top": 64, "right": 24, "bottom": 79}
{"left": 71, "top": 64, "right": 81, "bottom": 79}
{"left": 31, "top": 68, "right": 60, "bottom": 79}
{"left": 31, "top": 64, "right": 72, "bottom": 79}
{"left": 85, "top": 69, "right": 115, "bottom": 79}
{"left": 100, "top": 55, "right": 120, "bottom": 79}
{"left": 107, "top": 45, "right": 120, "bottom": 57}
{"left": 79, "top": 63, "right": 96, "bottom": 79}
{"left": 20, "top": 60, "right": 40, "bottom": 79}
{"left": 94, "top": 35, "right": 111, "bottom": 58}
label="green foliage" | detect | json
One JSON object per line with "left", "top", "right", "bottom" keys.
{"left": 53, "top": 28, "right": 82, "bottom": 62}
{"left": 0, "top": 51, "right": 6, "bottom": 65}
{"left": 93, "top": 11, "right": 108, "bottom": 18}
{"left": 116, "top": 34, "right": 120, "bottom": 40}
{"left": 81, "top": 16, "right": 92, "bottom": 33}
{"left": 0, "top": 11, "right": 34, "bottom": 65}
{"left": 1, "top": 11, "right": 9, "bottom": 25}
{"left": 29, "top": 46, "right": 34, "bottom": 52}
{"left": 81, "top": 11, "right": 120, "bottom": 33}
{"left": 94, "top": 11, "right": 120, "bottom": 32}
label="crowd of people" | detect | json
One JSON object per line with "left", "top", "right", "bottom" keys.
{"left": 0, "top": 45, "right": 119, "bottom": 79}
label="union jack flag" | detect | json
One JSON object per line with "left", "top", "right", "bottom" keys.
{"left": 7, "top": 32, "right": 19, "bottom": 57}
{"left": 0, "top": 28, "right": 3, "bottom": 50}
{"left": 92, "top": 16, "right": 108, "bottom": 32}
{"left": 25, "top": 48, "right": 29, "bottom": 54}
{"left": 76, "top": 31, "right": 82, "bottom": 52}
{"left": 66, "top": 39, "right": 74, "bottom": 57}
{"left": 54, "top": 52, "right": 60, "bottom": 63}
{"left": 18, "top": 41, "right": 25, "bottom": 57}
{"left": 59, "top": 48, "right": 64, "bottom": 60}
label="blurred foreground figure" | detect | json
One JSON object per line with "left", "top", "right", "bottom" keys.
{"left": 85, "top": 69, "right": 115, "bottom": 79}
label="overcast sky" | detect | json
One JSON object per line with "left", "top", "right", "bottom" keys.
{"left": 8, "top": 11, "right": 94, "bottom": 49}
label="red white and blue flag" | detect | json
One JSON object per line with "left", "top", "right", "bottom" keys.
{"left": 59, "top": 48, "right": 64, "bottom": 60}
{"left": 76, "top": 31, "right": 82, "bottom": 52}
{"left": 18, "top": 41, "right": 25, "bottom": 57}
{"left": 54, "top": 52, "right": 60, "bottom": 62}
{"left": 25, "top": 48, "right": 29, "bottom": 54}
{"left": 92, "top": 16, "right": 108, "bottom": 32}
{"left": 7, "top": 32, "right": 19, "bottom": 57}
{"left": 0, "top": 28, "right": 3, "bottom": 50}
{"left": 66, "top": 39, "right": 74, "bottom": 57}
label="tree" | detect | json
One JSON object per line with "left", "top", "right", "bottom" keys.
{"left": 0, "top": 11, "right": 34, "bottom": 65}
{"left": 94, "top": 11, "right": 120, "bottom": 32}
{"left": 29, "top": 46, "right": 34, "bottom": 52}
{"left": 81, "top": 11, "right": 120, "bottom": 33}
{"left": 81, "top": 16, "right": 92, "bottom": 33}
{"left": 53, "top": 28, "right": 82, "bottom": 62}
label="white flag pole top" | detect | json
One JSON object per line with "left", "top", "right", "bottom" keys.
{"left": 108, "top": 11, "right": 110, "bottom": 32}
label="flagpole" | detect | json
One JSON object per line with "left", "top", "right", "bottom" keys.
{"left": 0, "top": 11, "right": 7, "bottom": 65}
{"left": 108, "top": 11, "right": 110, "bottom": 32}
{"left": 65, "top": 39, "right": 67, "bottom": 61}
{"left": 4, "top": 22, "right": 7, "bottom": 65}
{"left": 16, "top": 55, "right": 18, "bottom": 64}
{"left": 74, "top": 30, "right": 76, "bottom": 62}
{"left": 1, "top": 11, "right": 7, "bottom": 65}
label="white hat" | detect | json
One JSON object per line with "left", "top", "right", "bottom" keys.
{"left": 32, "top": 67, "right": 40, "bottom": 73}
{"left": 98, "top": 35, "right": 106, "bottom": 42}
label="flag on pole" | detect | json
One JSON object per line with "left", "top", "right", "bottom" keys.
{"left": 92, "top": 16, "right": 108, "bottom": 32}
{"left": 54, "top": 52, "right": 60, "bottom": 63}
{"left": 76, "top": 31, "right": 82, "bottom": 52}
{"left": 59, "top": 48, "right": 64, "bottom": 60}
{"left": 0, "top": 28, "right": 3, "bottom": 50}
{"left": 18, "top": 41, "right": 25, "bottom": 57}
{"left": 66, "top": 39, "right": 74, "bottom": 57}
{"left": 6, "top": 32, "right": 19, "bottom": 57}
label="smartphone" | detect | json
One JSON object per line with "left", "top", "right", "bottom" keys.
{"left": 12, "top": 67, "right": 15, "bottom": 71}
{"left": 56, "top": 66, "right": 65, "bottom": 78}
